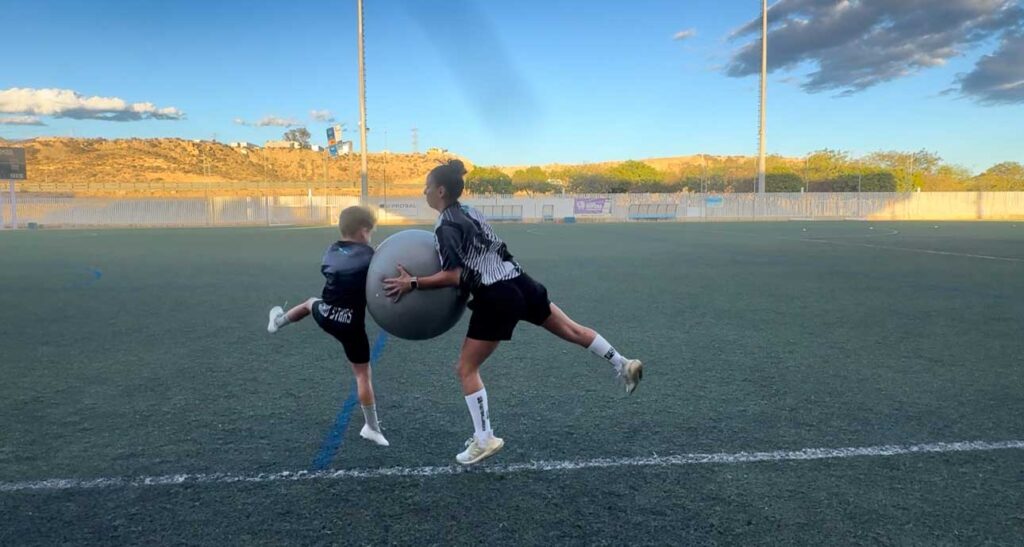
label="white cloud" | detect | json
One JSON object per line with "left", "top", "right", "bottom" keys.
{"left": 234, "top": 116, "right": 301, "bottom": 127}
{"left": 0, "top": 88, "right": 184, "bottom": 121}
{"left": 310, "top": 109, "right": 335, "bottom": 122}
{"left": 0, "top": 115, "right": 45, "bottom": 126}
{"left": 673, "top": 29, "right": 697, "bottom": 42}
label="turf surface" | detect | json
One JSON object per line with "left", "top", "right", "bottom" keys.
{"left": 1, "top": 222, "right": 1023, "bottom": 545}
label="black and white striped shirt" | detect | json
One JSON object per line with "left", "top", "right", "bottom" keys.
{"left": 435, "top": 202, "right": 522, "bottom": 290}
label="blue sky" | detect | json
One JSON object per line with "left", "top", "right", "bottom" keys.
{"left": 1, "top": 0, "right": 1022, "bottom": 172}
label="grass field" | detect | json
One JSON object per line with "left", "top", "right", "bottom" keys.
{"left": 2, "top": 221, "right": 1023, "bottom": 545}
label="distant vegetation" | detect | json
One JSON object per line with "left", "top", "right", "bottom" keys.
{"left": 467, "top": 150, "right": 1024, "bottom": 194}
{"left": 7, "top": 137, "right": 1022, "bottom": 196}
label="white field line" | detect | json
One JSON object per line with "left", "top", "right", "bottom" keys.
{"left": 2, "top": 440, "right": 1022, "bottom": 493}
{"left": 707, "top": 227, "right": 1022, "bottom": 263}
{"left": 800, "top": 238, "right": 1024, "bottom": 263}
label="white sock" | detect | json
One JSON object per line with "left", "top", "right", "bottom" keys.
{"left": 588, "top": 335, "right": 628, "bottom": 371}
{"left": 274, "top": 310, "right": 291, "bottom": 328}
{"left": 464, "top": 388, "right": 492, "bottom": 444}
{"left": 361, "top": 404, "right": 380, "bottom": 432}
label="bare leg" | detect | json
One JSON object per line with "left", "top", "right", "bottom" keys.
{"left": 352, "top": 359, "right": 387, "bottom": 444}
{"left": 285, "top": 298, "right": 317, "bottom": 322}
{"left": 455, "top": 338, "right": 504, "bottom": 462}
{"left": 541, "top": 303, "right": 598, "bottom": 347}
{"left": 457, "top": 338, "right": 501, "bottom": 395}
{"left": 350, "top": 361, "right": 375, "bottom": 406}
{"left": 541, "top": 302, "right": 642, "bottom": 394}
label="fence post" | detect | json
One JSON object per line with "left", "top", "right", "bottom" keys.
{"left": 8, "top": 180, "right": 16, "bottom": 230}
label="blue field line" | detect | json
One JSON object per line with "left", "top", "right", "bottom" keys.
{"left": 64, "top": 266, "right": 102, "bottom": 289}
{"left": 310, "top": 331, "right": 389, "bottom": 471}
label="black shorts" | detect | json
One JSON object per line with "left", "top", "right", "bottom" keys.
{"left": 311, "top": 300, "right": 371, "bottom": 364}
{"left": 467, "top": 273, "right": 552, "bottom": 342}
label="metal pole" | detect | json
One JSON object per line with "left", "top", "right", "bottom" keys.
{"left": 757, "top": 0, "right": 767, "bottom": 194}
{"left": 357, "top": 0, "right": 369, "bottom": 202}
{"left": 858, "top": 169, "right": 862, "bottom": 218}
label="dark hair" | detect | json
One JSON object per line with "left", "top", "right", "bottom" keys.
{"left": 338, "top": 205, "right": 376, "bottom": 237}
{"left": 428, "top": 159, "right": 467, "bottom": 201}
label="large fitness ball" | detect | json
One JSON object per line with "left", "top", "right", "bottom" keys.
{"left": 366, "top": 229, "right": 468, "bottom": 340}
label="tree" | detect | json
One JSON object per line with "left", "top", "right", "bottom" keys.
{"left": 567, "top": 173, "right": 618, "bottom": 193}
{"left": 973, "top": 162, "right": 1024, "bottom": 190}
{"left": 864, "top": 150, "right": 942, "bottom": 191}
{"left": 283, "top": 127, "right": 311, "bottom": 147}
{"left": 511, "top": 166, "right": 551, "bottom": 196}
{"left": 608, "top": 160, "right": 664, "bottom": 185}
{"left": 465, "top": 167, "right": 513, "bottom": 194}
{"left": 805, "top": 149, "right": 850, "bottom": 183}
{"left": 920, "top": 165, "right": 972, "bottom": 191}
{"left": 765, "top": 173, "right": 803, "bottom": 192}
{"left": 511, "top": 166, "right": 547, "bottom": 185}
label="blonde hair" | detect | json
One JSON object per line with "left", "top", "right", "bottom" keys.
{"left": 338, "top": 206, "right": 376, "bottom": 237}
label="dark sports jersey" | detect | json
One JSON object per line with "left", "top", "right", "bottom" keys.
{"left": 434, "top": 202, "right": 521, "bottom": 291}
{"left": 320, "top": 241, "right": 374, "bottom": 309}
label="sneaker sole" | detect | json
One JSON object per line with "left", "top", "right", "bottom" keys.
{"left": 457, "top": 438, "right": 505, "bottom": 465}
{"left": 625, "top": 361, "right": 643, "bottom": 395}
{"left": 360, "top": 426, "right": 389, "bottom": 447}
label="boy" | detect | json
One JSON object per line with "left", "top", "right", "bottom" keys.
{"left": 383, "top": 160, "right": 642, "bottom": 465}
{"left": 267, "top": 205, "right": 388, "bottom": 447}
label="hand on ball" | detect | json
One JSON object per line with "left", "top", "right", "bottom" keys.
{"left": 383, "top": 264, "right": 414, "bottom": 302}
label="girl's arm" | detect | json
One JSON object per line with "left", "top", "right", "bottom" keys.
{"left": 383, "top": 265, "right": 461, "bottom": 301}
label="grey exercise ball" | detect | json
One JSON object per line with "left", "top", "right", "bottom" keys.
{"left": 366, "top": 229, "right": 468, "bottom": 340}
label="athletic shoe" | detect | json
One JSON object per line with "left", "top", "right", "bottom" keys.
{"left": 360, "top": 424, "right": 390, "bottom": 447}
{"left": 619, "top": 359, "right": 643, "bottom": 395}
{"left": 267, "top": 306, "right": 284, "bottom": 333}
{"left": 456, "top": 435, "right": 504, "bottom": 465}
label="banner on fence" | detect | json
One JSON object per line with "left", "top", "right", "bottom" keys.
{"left": 574, "top": 197, "right": 610, "bottom": 215}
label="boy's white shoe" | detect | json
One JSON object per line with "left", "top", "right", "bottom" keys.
{"left": 360, "top": 424, "right": 390, "bottom": 447}
{"left": 456, "top": 435, "right": 504, "bottom": 465}
{"left": 267, "top": 306, "right": 284, "bottom": 333}
{"left": 619, "top": 359, "right": 643, "bottom": 395}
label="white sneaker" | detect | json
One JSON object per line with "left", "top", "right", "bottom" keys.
{"left": 359, "top": 424, "right": 390, "bottom": 447}
{"left": 267, "top": 306, "right": 284, "bottom": 333}
{"left": 456, "top": 435, "right": 504, "bottom": 465}
{"left": 619, "top": 359, "right": 643, "bottom": 395}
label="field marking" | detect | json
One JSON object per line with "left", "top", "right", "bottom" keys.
{"left": 706, "top": 227, "right": 1022, "bottom": 263}
{"left": 801, "top": 238, "right": 1024, "bottom": 263}
{"left": 3, "top": 440, "right": 1022, "bottom": 493}
{"left": 806, "top": 228, "right": 901, "bottom": 239}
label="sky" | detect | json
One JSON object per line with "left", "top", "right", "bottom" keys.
{"left": 1, "top": 0, "right": 1022, "bottom": 172}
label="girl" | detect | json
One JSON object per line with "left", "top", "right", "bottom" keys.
{"left": 383, "top": 160, "right": 642, "bottom": 465}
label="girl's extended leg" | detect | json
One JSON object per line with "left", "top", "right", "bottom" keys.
{"left": 541, "top": 303, "right": 643, "bottom": 394}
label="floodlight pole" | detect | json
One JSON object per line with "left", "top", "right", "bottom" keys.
{"left": 357, "top": 0, "right": 369, "bottom": 202}
{"left": 757, "top": 0, "right": 768, "bottom": 194}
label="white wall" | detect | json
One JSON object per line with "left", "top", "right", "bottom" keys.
{"left": 8, "top": 192, "right": 1024, "bottom": 228}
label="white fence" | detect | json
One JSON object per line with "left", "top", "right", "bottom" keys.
{"left": 2, "top": 192, "right": 1023, "bottom": 228}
